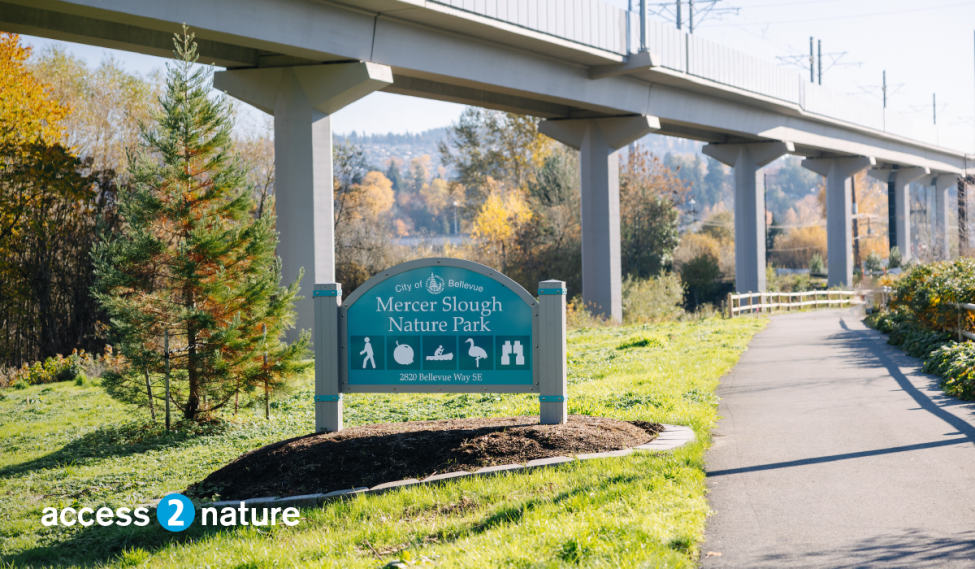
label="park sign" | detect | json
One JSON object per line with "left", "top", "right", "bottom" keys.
{"left": 313, "top": 258, "right": 568, "bottom": 432}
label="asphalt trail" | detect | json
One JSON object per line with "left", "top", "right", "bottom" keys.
{"left": 702, "top": 310, "right": 975, "bottom": 568}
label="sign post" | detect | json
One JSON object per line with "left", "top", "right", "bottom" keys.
{"left": 314, "top": 282, "right": 342, "bottom": 433}
{"left": 314, "top": 259, "right": 567, "bottom": 432}
{"left": 538, "top": 280, "right": 567, "bottom": 424}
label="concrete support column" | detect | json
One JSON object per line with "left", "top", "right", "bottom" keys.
{"left": 868, "top": 166, "right": 929, "bottom": 264}
{"left": 702, "top": 141, "right": 794, "bottom": 293}
{"left": 919, "top": 173, "right": 958, "bottom": 260}
{"left": 214, "top": 63, "right": 392, "bottom": 339}
{"left": 801, "top": 157, "right": 875, "bottom": 287}
{"left": 539, "top": 116, "right": 660, "bottom": 321}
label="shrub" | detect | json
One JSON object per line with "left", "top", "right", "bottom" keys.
{"left": 886, "top": 259, "right": 975, "bottom": 335}
{"left": 923, "top": 343, "right": 975, "bottom": 400}
{"left": 889, "top": 246, "right": 903, "bottom": 269}
{"left": 3, "top": 346, "right": 126, "bottom": 388}
{"left": 565, "top": 297, "right": 612, "bottom": 329}
{"left": 622, "top": 273, "right": 684, "bottom": 324}
{"left": 867, "top": 310, "right": 909, "bottom": 334}
{"left": 865, "top": 252, "right": 884, "bottom": 273}
{"left": 809, "top": 252, "right": 826, "bottom": 276}
{"left": 887, "top": 320, "right": 951, "bottom": 359}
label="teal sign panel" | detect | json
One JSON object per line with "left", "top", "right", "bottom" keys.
{"left": 345, "top": 263, "right": 534, "bottom": 388}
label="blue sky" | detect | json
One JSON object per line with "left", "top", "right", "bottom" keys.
{"left": 20, "top": 0, "right": 975, "bottom": 138}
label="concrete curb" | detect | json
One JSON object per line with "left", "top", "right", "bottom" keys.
{"left": 193, "top": 423, "right": 696, "bottom": 510}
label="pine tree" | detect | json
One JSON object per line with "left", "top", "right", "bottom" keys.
{"left": 94, "top": 29, "right": 310, "bottom": 422}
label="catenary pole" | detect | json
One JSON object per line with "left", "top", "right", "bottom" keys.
{"left": 640, "top": 0, "right": 647, "bottom": 51}
{"left": 809, "top": 37, "right": 814, "bottom": 83}
{"left": 817, "top": 39, "right": 822, "bottom": 85}
{"left": 676, "top": 0, "right": 681, "bottom": 30}
{"left": 883, "top": 70, "right": 887, "bottom": 108}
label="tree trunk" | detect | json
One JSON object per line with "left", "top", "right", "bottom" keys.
{"left": 144, "top": 366, "right": 156, "bottom": 421}
{"left": 185, "top": 325, "right": 199, "bottom": 420}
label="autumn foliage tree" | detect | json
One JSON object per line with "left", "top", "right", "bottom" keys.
{"left": 94, "top": 31, "right": 309, "bottom": 421}
{"left": 0, "top": 32, "right": 121, "bottom": 367}
{"left": 471, "top": 177, "right": 533, "bottom": 273}
{"left": 619, "top": 147, "right": 685, "bottom": 278}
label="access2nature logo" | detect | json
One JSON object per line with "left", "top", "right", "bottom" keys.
{"left": 41, "top": 493, "right": 300, "bottom": 532}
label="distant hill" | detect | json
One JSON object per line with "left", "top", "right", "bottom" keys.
{"left": 334, "top": 127, "right": 449, "bottom": 171}
{"left": 334, "top": 126, "right": 701, "bottom": 173}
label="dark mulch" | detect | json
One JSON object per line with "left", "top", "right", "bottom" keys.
{"left": 189, "top": 415, "right": 662, "bottom": 500}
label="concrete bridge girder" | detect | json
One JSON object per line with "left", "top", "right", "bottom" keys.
{"left": 3, "top": 0, "right": 971, "bottom": 335}
{"left": 1, "top": 0, "right": 967, "bottom": 176}
{"left": 214, "top": 63, "right": 393, "bottom": 340}
{"left": 801, "top": 157, "right": 876, "bottom": 288}
{"left": 702, "top": 141, "right": 794, "bottom": 294}
{"left": 539, "top": 116, "right": 661, "bottom": 322}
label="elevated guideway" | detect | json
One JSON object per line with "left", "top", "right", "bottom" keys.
{"left": 3, "top": 0, "right": 970, "bottom": 326}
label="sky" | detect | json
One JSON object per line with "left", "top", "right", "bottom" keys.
{"left": 19, "top": 0, "right": 975, "bottom": 139}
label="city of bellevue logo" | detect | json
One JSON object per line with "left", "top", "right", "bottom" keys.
{"left": 426, "top": 273, "right": 445, "bottom": 294}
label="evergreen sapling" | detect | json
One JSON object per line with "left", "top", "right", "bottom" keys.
{"left": 94, "top": 29, "right": 310, "bottom": 422}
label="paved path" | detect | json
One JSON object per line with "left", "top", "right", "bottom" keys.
{"left": 702, "top": 310, "right": 975, "bottom": 568}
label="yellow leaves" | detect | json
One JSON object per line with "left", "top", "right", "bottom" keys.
{"left": 30, "top": 45, "right": 161, "bottom": 174}
{"left": 419, "top": 178, "right": 456, "bottom": 216}
{"left": 771, "top": 225, "right": 827, "bottom": 269}
{"left": 336, "top": 171, "right": 395, "bottom": 222}
{"left": 0, "top": 33, "right": 68, "bottom": 146}
{"left": 471, "top": 178, "right": 533, "bottom": 246}
{"left": 358, "top": 171, "right": 395, "bottom": 217}
{"left": 393, "top": 219, "right": 410, "bottom": 237}
{"left": 674, "top": 232, "right": 721, "bottom": 267}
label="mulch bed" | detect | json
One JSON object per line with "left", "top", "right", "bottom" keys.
{"left": 189, "top": 415, "right": 662, "bottom": 500}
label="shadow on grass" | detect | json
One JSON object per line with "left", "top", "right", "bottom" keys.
{"left": 0, "top": 419, "right": 235, "bottom": 479}
{"left": 0, "top": 511, "right": 252, "bottom": 568}
{"left": 3, "top": 471, "right": 647, "bottom": 568}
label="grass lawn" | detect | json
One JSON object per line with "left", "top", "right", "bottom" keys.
{"left": 0, "top": 316, "right": 765, "bottom": 568}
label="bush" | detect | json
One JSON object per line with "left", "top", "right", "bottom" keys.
{"left": 867, "top": 310, "right": 909, "bottom": 334}
{"left": 923, "top": 343, "right": 975, "bottom": 400}
{"left": 865, "top": 252, "right": 884, "bottom": 273}
{"left": 4, "top": 346, "right": 126, "bottom": 388}
{"left": 809, "top": 252, "right": 826, "bottom": 276}
{"left": 622, "top": 274, "right": 684, "bottom": 324}
{"left": 889, "top": 246, "right": 903, "bottom": 269}
{"left": 887, "top": 320, "right": 951, "bottom": 359}
{"left": 565, "top": 297, "right": 612, "bottom": 329}
{"left": 890, "top": 258, "right": 975, "bottom": 335}
{"left": 869, "top": 306, "right": 972, "bottom": 401}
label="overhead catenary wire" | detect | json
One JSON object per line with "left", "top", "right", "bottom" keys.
{"left": 645, "top": 1, "right": 972, "bottom": 152}
{"left": 706, "top": 0, "right": 975, "bottom": 26}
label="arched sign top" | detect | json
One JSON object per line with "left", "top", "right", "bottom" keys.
{"left": 343, "top": 257, "right": 537, "bottom": 308}
{"left": 340, "top": 258, "right": 538, "bottom": 392}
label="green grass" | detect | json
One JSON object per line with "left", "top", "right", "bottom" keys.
{"left": 0, "top": 316, "right": 766, "bottom": 568}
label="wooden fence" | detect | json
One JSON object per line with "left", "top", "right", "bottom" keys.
{"left": 727, "top": 290, "right": 858, "bottom": 318}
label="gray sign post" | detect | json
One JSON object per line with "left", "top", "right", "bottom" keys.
{"left": 538, "top": 280, "right": 568, "bottom": 424}
{"left": 313, "top": 259, "right": 567, "bottom": 432}
{"left": 314, "top": 282, "right": 342, "bottom": 433}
